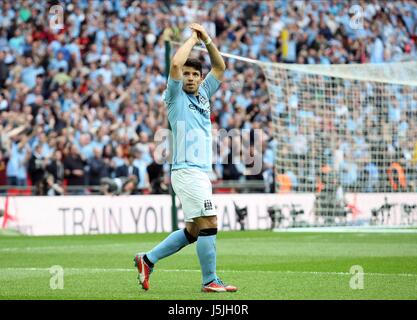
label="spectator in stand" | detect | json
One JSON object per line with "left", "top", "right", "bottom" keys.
{"left": 28, "top": 143, "right": 47, "bottom": 195}
{"left": 63, "top": 144, "right": 86, "bottom": 193}
{"left": 44, "top": 173, "right": 64, "bottom": 196}
{"left": 88, "top": 147, "right": 110, "bottom": 187}
{"left": 6, "top": 136, "right": 30, "bottom": 186}
{"left": 46, "top": 149, "right": 64, "bottom": 185}
{"left": 115, "top": 150, "right": 140, "bottom": 187}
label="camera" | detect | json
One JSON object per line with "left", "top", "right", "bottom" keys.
{"left": 289, "top": 204, "right": 304, "bottom": 227}
{"left": 233, "top": 202, "right": 248, "bottom": 231}
{"left": 267, "top": 205, "right": 284, "bottom": 230}
{"left": 371, "top": 197, "right": 397, "bottom": 225}
{"left": 401, "top": 204, "right": 417, "bottom": 225}
{"left": 100, "top": 176, "right": 138, "bottom": 195}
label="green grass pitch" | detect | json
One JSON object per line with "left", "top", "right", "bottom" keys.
{"left": 0, "top": 230, "right": 416, "bottom": 300}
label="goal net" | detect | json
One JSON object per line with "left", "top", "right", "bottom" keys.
{"left": 263, "top": 61, "right": 417, "bottom": 227}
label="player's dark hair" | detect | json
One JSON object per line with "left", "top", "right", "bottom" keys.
{"left": 184, "top": 58, "right": 202, "bottom": 76}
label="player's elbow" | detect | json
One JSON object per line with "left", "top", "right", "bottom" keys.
{"left": 213, "top": 64, "right": 226, "bottom": 73}
{"left": 217, "top": 62, "right": 226, "bottom": 72}
{"left": 171, "top": 59, "right": 182, "bottom": 69}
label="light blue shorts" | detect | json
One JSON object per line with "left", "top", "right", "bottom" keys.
{"left": 171, "top": 168, "right": 216, "bottom": 222}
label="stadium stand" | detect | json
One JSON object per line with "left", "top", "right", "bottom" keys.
{"left": 0, "top": 0, "right": 416, "bottom": 195}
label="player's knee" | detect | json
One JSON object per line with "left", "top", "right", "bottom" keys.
{"left": 206, "top": 216, "right": 217, "bottom": 229}
{"left": 195, "top": 216, "right": 217, "bottom": 229}
{"left": 198, "top": 227, "right": 217, "bottom": 237}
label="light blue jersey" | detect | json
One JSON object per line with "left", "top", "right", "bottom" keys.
{"left": 163, "top": 72, "right": 221, "bottom": 172}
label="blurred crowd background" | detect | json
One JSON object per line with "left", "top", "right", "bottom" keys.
{"left": 0, "top": 0, "right": 416, "bottom": 195}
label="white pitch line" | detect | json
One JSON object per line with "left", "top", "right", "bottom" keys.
{"left": 1, "top": 267, "right": 417, "bottom": 278}
{"left": 274, "top": 227, "right": 417, "bottom": 233}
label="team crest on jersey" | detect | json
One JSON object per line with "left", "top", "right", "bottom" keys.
{"left": 204, "top": 200, "right": 213, "bottom": 211}
{"left": 199, "top": 95, "right": 208, "bottom": 106}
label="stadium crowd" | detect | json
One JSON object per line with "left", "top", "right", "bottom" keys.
{"left": 0, "top": 0, "right": 416, "bottom": 195}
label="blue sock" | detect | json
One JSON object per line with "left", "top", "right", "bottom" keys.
{"left": 146, "top": 229, "right": 195, "bottom": 265}
{"left": 196, "top": 228, "right": 218, "bottom": 285}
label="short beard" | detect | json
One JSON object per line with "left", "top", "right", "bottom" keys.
{"left": 183, "top": 87, "right": 197, "bottom": 94}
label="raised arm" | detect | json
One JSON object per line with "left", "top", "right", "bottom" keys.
{"left": 170, "top": 31, "right": 200, "bottom": 80}
{"left": 189, "top": 23, "right": 226, "bottom": 81}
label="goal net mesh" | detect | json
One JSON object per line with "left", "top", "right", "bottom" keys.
{"left": 261, "top": 61, "right": 417, "bottom": 225}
